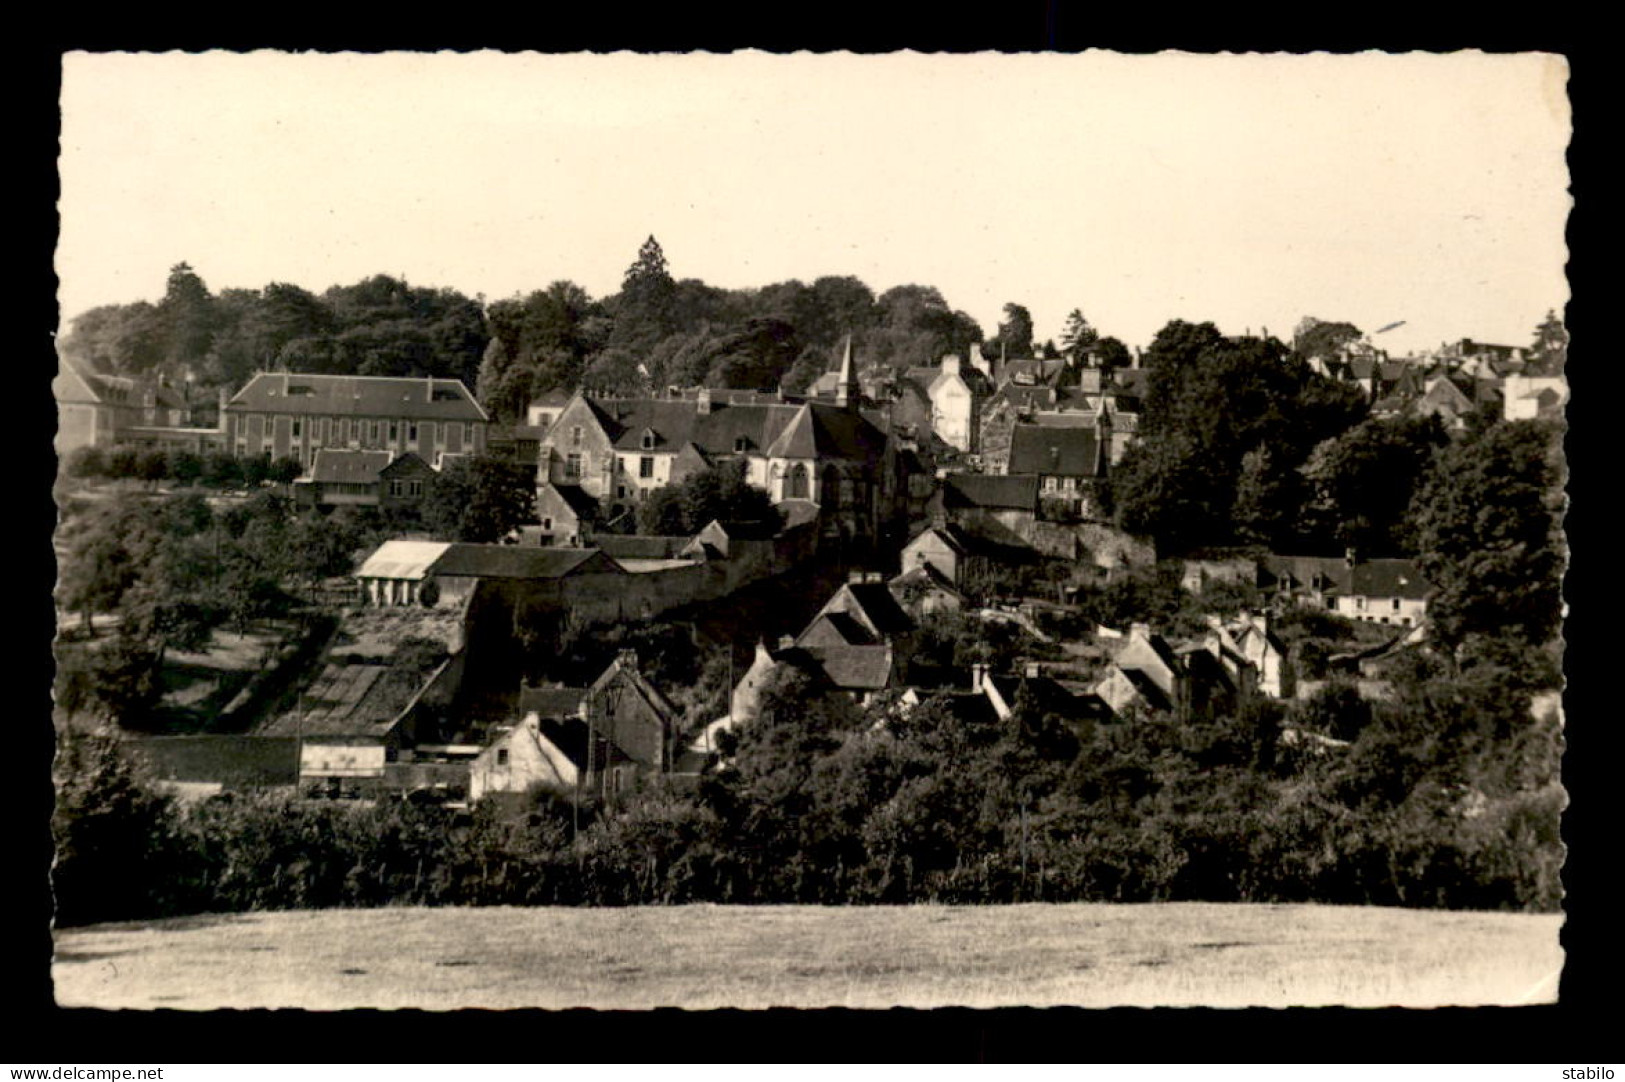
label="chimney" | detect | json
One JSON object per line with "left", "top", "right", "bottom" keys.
{"left": 1344, "top": 546, "right": 1358, "bottom": 568}
{"left": 942, "top": 354, "right": 961, "bottom": 377}
{"left": 849, "top": 570, "right": 867, "bottom": 583}
{"left": 696, "top": 387, "right": 712, "bottom": 415}
{"left": 1131, "top": 622, "right": 1152, "bottom": 640}
{"left": 1132, "top": 346, "right": 1143, "bottom": 369}
{"left": 1024, "top": 661, "right": 1041, "bottom": 679}
{"left": 777, "top": 634, "right": 795, "bottom": 651}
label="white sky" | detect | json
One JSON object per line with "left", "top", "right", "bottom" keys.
{"left": 57, "top": 50, "right": 1571, "bottom": 356}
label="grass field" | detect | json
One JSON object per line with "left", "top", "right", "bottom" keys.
{"left": 52, "top": 902, "right": 1563, "bottom": 1010}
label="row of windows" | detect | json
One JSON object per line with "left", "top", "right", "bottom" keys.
{"left": 253, "top": 417, "right": 476, "bottom": 445}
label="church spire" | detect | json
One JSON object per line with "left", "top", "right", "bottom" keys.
{"left": 835, "top": 333, "right": 860, "bottom": 410}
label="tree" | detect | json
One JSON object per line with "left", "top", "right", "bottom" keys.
{"left": 1529, "top": 309, "right": 1568, "bottom": 372}
{"left": 1292, "top": 317, "right": 1362, "bottom": 362}
{"left": 1408, "top": 420, "right": 1565, "bottom": 654}
{"left": 1058, "top": 309, "right": 1100, "bottom": 361}
{"left": 156, "top": 262, "right": 217, "bottom": 372}
{"left": 1231, "top": 446, "right": 1298, "bottom": 548}
{"left": 422, "top": 454, "right": 537, "bottom": 542}
{"left": 637, "top": 460, "right": 783, "bottom": 537}
{"left": 1298, "top": 415, "right": 1448, "bottom": 555}
{"left": 1110, "top": 320, "right": 1362, "bottom": 556}
{"left": 51, "top": 729, "right": 183, "bottom": 925}
{"left": 581, "top": 348, "right": 648, "bottom": 398}
{"left": 610, "top": 236, "right": 679, "bottom": 351}
{"left": 994, "top": 303, "right": 1035, "bottom": 358}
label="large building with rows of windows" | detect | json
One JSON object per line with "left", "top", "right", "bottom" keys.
{"left": 223, "top": 372, "right": 488, "bottom": 468}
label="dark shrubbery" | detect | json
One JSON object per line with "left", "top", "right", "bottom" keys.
{"left": 53, "top": 637, "right": 1563, "bottom": 926}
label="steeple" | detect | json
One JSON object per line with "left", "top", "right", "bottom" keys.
{"left": 835, "top": 333, "right": 860, "bottom": 410}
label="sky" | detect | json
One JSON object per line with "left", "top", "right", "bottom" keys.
{"left": 57, "top": 51, "right": 1572, "bottom": 357}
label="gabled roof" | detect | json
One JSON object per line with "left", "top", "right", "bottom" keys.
{"left": 888, "top": 562, "right": 967, "bottom": 602}
{"left": 432, "top": 545, "right": 622, "bottom": 580}
{"left": 228, "top": 372, "right": 487, "bottom": 421}
{"left": 579, "top": 395, "right": 887, "bottom": 465}
{"left": 833, "top": 581, "right": 917, "bottom": 639}
{"left": 905, "top": 523, "right": 969, "bottom": 557}
{"left": 1259, "top": 554, "right": 1352, "bottom": 595}
{"left": 1008, "top": 424, "right": 1104, "bottom": 477}
{"left": 795, "top": 643, "right": 895, "bottom": 691}
{"left": 304, "top": 448, "right": 393, "bottom": 485}
{"left": 942, "top": 473, "right": 1040, "bottom": 512}
{"left": 540, "top": 483, "right": 601, "bottom": 519}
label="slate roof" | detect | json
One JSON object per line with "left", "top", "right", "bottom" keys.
{"left": 989, "top": 385, "right": 1057, "bottom": 413}
{"left": 583, "top": 397, "right": 887, "bottom": 464}
{"left": 801, "top": 611, "right": 879, "bottom": 648}
{"left": 841, "top": 582, "right": 918, "bottom": 638}
{"left": 1258, "top": 554, "right": 1351, "bottom": 595}
{"left": 519, "top": 684, "right": 587, "bottom": 720}
{"left": 942, "top": 473, "right": 1040, "bottom": 512}
{"left": 304, "top": 448, "right": 393, "bottom": 485}
{"left": 1348, "top": 559, "right": 1432, "bottom": 601}
{"left": 228, "top": 372, "right": 487, "bottom": 421}
{"left": 1008, "top": 424, "right": 1105, "bottom": 477}
{"left": 542, "top": 483, "right": 601, "bottom": 519}
{"left": 537, "top": 717, "right": 635, "bottom": 770}
{"left": 432, "top": 545, "right": 621, "bottom": 580}
{"left": 796, "top": 644, "right": 895, "bottom": 691}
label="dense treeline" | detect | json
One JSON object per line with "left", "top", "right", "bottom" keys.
{"left": 63, "top": 264, "right": 490, "bottom": 394}
{"left": 60, "top": 241, "right": 1002, "bottom": 428}
{"left": 54, "top": 632, "right": 1561, "bottom": 927}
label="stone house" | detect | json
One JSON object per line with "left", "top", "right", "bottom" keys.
{"left": 536, "top": 343, "right": 899, "bottom": 544}
{"left": 470, "top": 651, "right": 679, "bottom": 802}
{"left": 930, "top": 472, "right": 1040, "bottom": 550}
{"left": 1007, "top": 423, "right": 1108, "bottom": 520}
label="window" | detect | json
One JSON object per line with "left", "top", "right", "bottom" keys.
{"left": 1044, "top": 476, "right": 1058, "bottom": 492}
{"left": 408, "top": 480, "right": 423, "bottom": 497}
{"left": 616, "top": 484, "right": 628, "bottom": 499}
{"left": 1392, "top": 598, "right": 1401, "bottom": 612}
{"left": 542, "top": 517, "right": 553, "bottom": 531}
{"left": 565, "top": 453, "right": 582, "bottom": 479}
{"left": 389, "top": 422, "right": 399, "bottom": 442}
{"left": 389, "top": 480, "right": 404, "bottom": 497}
{"left": 292, "top": 419, "right": 302, "bottom": 438}
{"left": 787, "top": 464, "right": 809, "bottom": 499}
{"left": 369, "top": 421, "right": 381, "bottom": 443}
{"left": 408, "top": 422, "right": 418, "bottom": 442}
{"left": 496, "top": 748, "right": 509, "bottom": 767}
{"left": 735, "top": 437, "right": 748, "bottom": 453}
{"left": 642, "top": 431, "right": 655, "bottom": 450}
{"left": 571, "top": 425, "right": 583, "bottom": 447}
{"left": 464, "top": 422, "right": 473, "bottom": 445}
{"left": 639, "top": 456, "right": 654, "bottom": 479}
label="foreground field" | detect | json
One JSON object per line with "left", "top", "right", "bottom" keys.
{"left": 53, "top": 902, "right": 1563, "bottom": 1010}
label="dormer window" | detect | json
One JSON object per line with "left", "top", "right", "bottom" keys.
{"left": 641, "top": 430, "right": 656, "bottom": 450}
{"left": 734, "top": 437, "right": 748, "bottom": 454}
